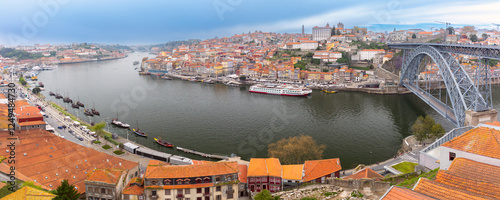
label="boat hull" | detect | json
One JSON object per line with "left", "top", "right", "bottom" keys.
{"left": 249, "top": 90, "right": 310, "bottom": 97}
{"left": 154, "top": 138, "right": 173, "bottom": 147}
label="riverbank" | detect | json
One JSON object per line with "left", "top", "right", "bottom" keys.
{"left": 58, "top": 55, "right": 127, "bottom": 65}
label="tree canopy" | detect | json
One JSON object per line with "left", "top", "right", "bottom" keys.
{"left": 254, "top": 189, "right": 277, "bottom": 200}
{"left": 268, "top": 134, "right": 326, "bottom": 165}
{"left": 53, "top": 180, "right": 80, "bottom": 200}
{"left": 446, "top": 27, "right": 455, "bottom": 35}
{"left": 32, "top": 87, "right": 41, "bottom": 94}
{"left": 470, "top": 34, "right": 478, "bottom": 42}
{"left": 411, "top": 115, "right": 445, "bottom": 142}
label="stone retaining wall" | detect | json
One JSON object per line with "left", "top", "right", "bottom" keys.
{"left": 327, "top": 178, "right": 391, "bottom": 192}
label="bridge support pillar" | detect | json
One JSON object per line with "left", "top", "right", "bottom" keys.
{"left": 464, "top": 109, "right": 498, "bottom": 127}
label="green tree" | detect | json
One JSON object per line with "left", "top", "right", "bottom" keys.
{"left": 412, "top": 34, "right": 416, "bottom": 39}
{"left": 331, "top": 26, "right": 336, "bottom": 36}
{"left": 470, "top": 34, "right": 478, "bottom": 42}
{"left": 32, "top": 87, "right": 41, "bottom": 94}
{"left": 91, "top": 121, "right": 106, "bottom": 136}
{"left": 482, "top": 33, "right": 488, "bottom": 40}
{"left": 337, "top": 57, "right": 348, "bottom": 63}
{"left": 446, "top": 27, "right": 455, "bottom": 35}
{"left": 53, "top": 180, "right": 80, "bottom": 200}
{"left": 322, "top": 69, "right": 329, "bottom": 72}
{"left": 50, "top": 51, "right": 56, "bottom": 56}
{"left": 19, "top": 77, "right": 27, "bottom": 86}
{"left": 311, "top": 59, "right": 321, "bottom": 65}
{"left": 268, "top": 134, "right": 326, "bottom": 164}
{"left": 411, "top": 116, "right": 445, "bottom": 142}
{"left": 304, "top": 52, "right": 314, "bottom": 58}
{"left": 254, "top": 189, "right": 274, "bottom": 200}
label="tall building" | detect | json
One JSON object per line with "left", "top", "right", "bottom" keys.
{"left": 302, "top": 25, "right": 305, "bottom": 35}
{"left": 312, "top": 23, "right": 332, "bottom": 41}
{"left": 337, "top": 22, "right": 344, "bottom": 29}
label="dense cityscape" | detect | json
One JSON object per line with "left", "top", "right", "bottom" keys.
{"left": 1, "top": 1, "right": 500, "bottom": 200}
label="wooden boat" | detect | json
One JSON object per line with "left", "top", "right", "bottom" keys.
{"left": 55, "top": 94, "right": 63, "bottom": 99}
{"left": 76, "top": 101, "right": 84, "bottom": 107}
{"left": 63, "top": 97, "right": 73, "bottom": 103}
{"left": 83, "top": 109, "right": 94, "bottom": 116}
{"left": 133, "top": 128, "right": 147, "bottom": 137}
{"left": 91, "top": 103, "right": 100, "bottom": 115}
{"left": 49, "top": 92, "right": 55, "bottom": 96}
{"left": 71, "top": 103, "right": 79, "bottom": 108}
{"left": 154, "top": 137, "right": 173, "bottom": 147}
{"left": 322, "top": 90, "right": 336, "bottom": 94}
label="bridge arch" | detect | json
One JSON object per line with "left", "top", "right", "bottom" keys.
{"left": 399, "top": 45, "right": 489, "bottom": 127}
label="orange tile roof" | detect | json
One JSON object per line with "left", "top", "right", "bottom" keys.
{"left": 247, "top": 158, "right": 282, "bottom": 177}
{"left": 381, "top": 186, "right": 436, "bottom": 200}
{"left": 122, "top": 178, "right": 144, "bottom": 195}
{"left": 282, "top": 164, "right": 304, "bottom": 181}
{"left": 238, "top": 164, "right": 248, "bottom": 183}
{"left": 18, "top": 121, "right": 46, "bottom": 126}
{"left": 343, "top": 167, "right": 384, "bottom": 180}
{"left": 484, "top": 121, "right": 500, "bottom": 127}
{"left": 303, "top": 158, "right": 341, "bottom": 182}
{"left": 86, "top": 168, "right": 124, "bottom": 185}
{"left": 413, "top": 178, "right": 490, "bottom": 200}
{"left": 145, "top": 161, "right": 238, "bottom": 179}
{"left": 435, "top": 170, "right": 500, "bottom": 198}
{"left": 441, "top": 127, "right": 500, "bottom": 159}
{"left": 147, "top": 183, "right": 214, "bottom": 189}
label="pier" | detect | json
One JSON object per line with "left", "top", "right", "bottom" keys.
{"left": 176, "top": 146, "right": 229, "bottom": 160}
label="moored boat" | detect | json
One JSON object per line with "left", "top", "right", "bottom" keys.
{"left": 249, "top": 84, "right": 312, "bottom": 96}
{"left": 76, "top": 101, "right": 84, "bottom": 107}
{"left": 133, "top": 128, "right": 147, "bottom": 137}
{"left": 91, "top": 108, "right": 100, "bottom": 115}
{"left": 322, "top": 90, "right": 336, "bottom": 94}
{"left": 55, "top": 94, "right": 63, "bottom": 99}
{"left": 72, "top": 103, "right": 79, "bottom": 108}
{"left": 63, "top": 97, "right": 73, "bottom": 103}
{"left": 83, "top": 109, "right": 94, "bottom": 116}
{"left": 112, "top": 119, "right": 130, "bottom": 128}
{"left": 154, "top": 137, "right": 173, "bottom": 147}
{"left": 49, "top": 92, "right": 55, "bottom": 96}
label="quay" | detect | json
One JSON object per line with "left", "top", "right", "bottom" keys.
{"left": 176, "top": 146, "right": 229, "bottom": 160}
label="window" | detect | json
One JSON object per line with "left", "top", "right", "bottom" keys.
{"left": 185, "top": 198, "right": 190, "bottom": 200}
{"left": 449, "top": 152, "right": 456, "bottom": 161}
{"left": 197, "top": 188, "right": 202, "bottom": 194}
{"left": 151, "top": 180, "right": 158, "bottom": 185}
{"left": 123, "top": 195, "right": 129, "bottom": 200}
{"left": 216, "top": 195, "right": 221, "bottom": 200}
{"left": 165, "top": 190, "right": 171, "bottom": 195}
{"left": 216, "top": 186, "right": 221, "bottom": 192}
{"left": 152, "top": 190, "right": 157, "bottom": 196}
{"left": 138, "top": 196, "right": 144, "bottom": 200}
{"left": 88, "top": 187, "right": 93, "bottom": 193}
{"left": 197, "top": 198, "right": 202, "bottom": 200}
{"left": 204, "top": 187, "right": 210, "bottom": 194}
{"left": 178, "top": 189, "right": 183, "bottom": 194}
{"left": 88, "top": 197, "right": 93, "bottom": 200}
{"left": 205, "top": 197, "right": 210, "bottom": 200}
{"left": 101, "top": 188, "right": 106, "bottom": 194}
{"left": 107, "top": 189, "right": 112, "bottom": 195}
{"left": 185, "top": 189, "right": 190, "bottom": 194}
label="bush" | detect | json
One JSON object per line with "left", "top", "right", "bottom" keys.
{"left": 102, "top": 145, "right": 112, "bottom": 150}
{"left": 93, "top": 140, "right": 102, "bottom": 144}
{"left": 392, "top": 162, "right": 418, "bottom": 174}
{"left": 113, "top": 150, "right": 124, "bottom": 155}
{"left": 323, "top": 192, "right": 337, "bottom": 197}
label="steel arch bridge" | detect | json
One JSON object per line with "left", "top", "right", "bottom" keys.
{"left": 388, "top": 43, "right": 500, "bottom": 127}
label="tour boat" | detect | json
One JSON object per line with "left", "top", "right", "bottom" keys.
{"left": 154, "top": 137, "right": 173, "bottom": 147}
{"left": 133, "top": 128, "right": 147, "bottom": 137}
{"left": 111, "top": 119, "right": 130, "bottom": 128}
{"left": 249, "top": 84, "right": 312, "bottom": 96}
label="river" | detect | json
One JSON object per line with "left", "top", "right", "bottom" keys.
{"left": 37, "top": 52, "right": 500, "bottom": 168}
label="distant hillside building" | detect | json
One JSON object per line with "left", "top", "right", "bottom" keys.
{"left": 312, "top": 23, "right": 332, "bottom": 41}
{"left": 337, "top": 22, "right": 344, "bottom": 29}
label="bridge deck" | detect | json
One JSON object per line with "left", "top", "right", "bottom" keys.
{"left": 405, "top": 83, "right": 458, "bottom": 125}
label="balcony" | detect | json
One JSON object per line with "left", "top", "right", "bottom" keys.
{"left": 203, "top": 192, "right": 211, "bottom": 197}
{"left": 176, "top": 194, "right": 184, "bottom": 198}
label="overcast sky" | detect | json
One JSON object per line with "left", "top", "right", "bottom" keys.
{"left": 1, "top": 0, "right": 499, "bottom": 46}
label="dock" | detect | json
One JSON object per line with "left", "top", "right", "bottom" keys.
{"left": 176, "top": 146, "right": 229, "bottom": 160}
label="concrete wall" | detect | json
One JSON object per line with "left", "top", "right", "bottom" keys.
{"left": 439, "top": 146, "right": 500, "bottom": 170}
{"left": 326, "top": 178, "right": 390, "bottom": 192}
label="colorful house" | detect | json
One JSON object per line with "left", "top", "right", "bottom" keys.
{"left": 247, "top": 158, "right": 282, "bottom": 193}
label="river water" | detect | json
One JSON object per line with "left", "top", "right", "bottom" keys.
{"left": 37, "top": 52, "right": 500, "bottom": 168}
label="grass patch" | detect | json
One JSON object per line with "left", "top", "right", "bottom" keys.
{"left": 93, "top": 140, "right": 102, "bottom": 144}
{"left": 396, "top": 168, "right": 439, "bottom": 189}
{"left": 323, "top": 192, "right": 337, "bottom": 197}
{"left": 351, "top": 190, "right": 364, "bottom": 197}
{"left": 113, "top": 150, "right": 124, "bottom": 155}
{"left": 392, "top": 162, "right": 418, "bottom": 174}
{"left": 102, "top": 145, "right": 112, "bottom": 150}
{"left": 349, "top": 66, "right": 371, "bottom": 70}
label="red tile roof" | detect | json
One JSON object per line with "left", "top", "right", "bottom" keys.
{"left": 343, "top": 167, "right": 384, "bottom": 180}
{"left": 303, "top": 158, "right": 341, "bottom": 182}
{"left": 381, "top": 186, "right": 436, "bottom": 200}
{"left": 441, "top": 127, "right": 500, "bottom": 159}
{"left": 122, "top": 178, "right": 144, "bottom": 195}
{"left": 145, "top": 160, "right": 238, "bottom": 179}
{"left": 238, "top": 164, "right": 248, "bottom": 183}
{"left": 86, "top": 168, "right": 124, "bottom": 185}
{"left": 282, "top": 164, "right": 304, "bottom": 181}
{"left": 413, "top": 178, "right": 490, "bottom": 200}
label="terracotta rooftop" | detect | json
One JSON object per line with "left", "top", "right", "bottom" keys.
{"left": 0, "top": 129, "right": 139, "bottom": 193}
{"left": 247, "top": 158, "right": 282, "bottom": 177}
{"left": 303, "top": 158, "right": 341, "bottom": 182}
{"left": 0, "top": 186, "right": 56, "bottom": 200}
{"left": 145, "top": 160, "right": 238, "bottom": 179}
{"left": 122, "top": 178, "right": 144, "bottom": 195}
{"left": 343, "top": 167, "right": 384, "bottom": 180}
{"left": 282, "top": 164, "right": 304, "bottom": 181}
{"left": 238, "top": 164, "right": 248, "bottom": 183}
{"left": 86, "top": 168, "right": 124, "bottom": 185}
{"left": 380, "top": 186, "right": 436, "bottom": 200}
{"left": 441, "top": 127, "right": 500, "bottom": 159}
{"left": 413, "top": 178, "right": 491, "bottom": 200}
